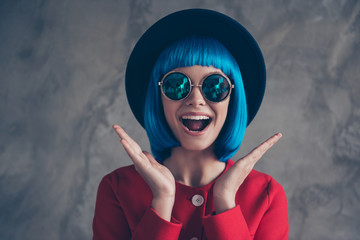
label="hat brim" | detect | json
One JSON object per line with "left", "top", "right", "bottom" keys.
{"left": 125, "top": 9, "right": 266, "bottom": 128}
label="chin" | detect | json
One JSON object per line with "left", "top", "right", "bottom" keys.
{"left": 179, "top": 141, "right": 214, "bottom": 153}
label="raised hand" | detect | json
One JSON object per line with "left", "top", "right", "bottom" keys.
{"left": 213, "top": 133, "right": 283, "bottom": 214}
{"left": 113, "top": 124, "right": 176, "bottom": 221}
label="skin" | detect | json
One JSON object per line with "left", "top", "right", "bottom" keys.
{"left": 160, "top": 66, "right": 230, "bottom": 189}
{"left": 113, "top": 65, "right": 282, "bottom": 221}
{"left": 161, "top": 66, "right": 230, "bottom": 154}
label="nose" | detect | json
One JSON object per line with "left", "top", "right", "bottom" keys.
{"left": 185, "top": 85, "right": 206, "bottom": 106}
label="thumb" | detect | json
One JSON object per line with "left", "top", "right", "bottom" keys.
{"left": 143, "top": 151, "right": 158, "bottom": 164}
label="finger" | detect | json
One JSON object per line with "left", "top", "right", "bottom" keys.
{"left": 120, "top": 139, "right": 148, "bottom": 167}
{"left": 113, "top": 125, "right": 142, "bottom": 153}
{"left": 246, "top": 133, "right": 282, "bottom": 163}
{"left": 113, "top": 125, "right": 134, "bottom": 144}
{"left": 143, "top": 151, "right": 158, "bottom": 165}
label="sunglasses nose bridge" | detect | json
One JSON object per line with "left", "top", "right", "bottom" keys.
{"left": 185, "top": 84, "right": 206, "bottom": 105}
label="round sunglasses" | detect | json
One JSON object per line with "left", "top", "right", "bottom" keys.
{"left": 158, "top": 71, "right": 234, "bottom": 102}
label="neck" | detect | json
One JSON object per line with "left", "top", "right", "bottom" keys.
{"left": 163, "top": 146, "right": 226, "bottom": 188}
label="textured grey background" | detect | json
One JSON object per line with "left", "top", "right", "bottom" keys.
{"left": 0, "top": 0, "right": 359, "bottom": 239}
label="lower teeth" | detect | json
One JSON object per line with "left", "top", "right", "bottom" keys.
{"left": 188, "top": 129, "right": 201, "bottom": 132}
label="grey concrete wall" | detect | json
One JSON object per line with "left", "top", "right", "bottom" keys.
{"left": 0, "top": 0, "right": 359, "bottom": 239}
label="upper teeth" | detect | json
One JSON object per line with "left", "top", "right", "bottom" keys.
{"left": 182, "top": 115, "right": 210, "bottom": 120}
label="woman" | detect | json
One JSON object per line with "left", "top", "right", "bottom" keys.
{"left": 93, "top": 9, "right": 288, "bottom": 240}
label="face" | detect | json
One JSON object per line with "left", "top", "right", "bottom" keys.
{"left": 161, "top": 65, "right": 230, "bottom": 152}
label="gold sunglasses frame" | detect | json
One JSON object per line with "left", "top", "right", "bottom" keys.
{"left": 158, "top": 71, "right": 234, "bottom": 102}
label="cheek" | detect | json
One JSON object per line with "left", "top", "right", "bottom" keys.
{"left": 215, "top": 100, "right": 230, "bottom": 126}
{"left": 161, "top": 97, "right": 180, "bottom": 127}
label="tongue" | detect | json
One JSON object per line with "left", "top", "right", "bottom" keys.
{"left": 183, "top": 119, "right": 208, "bottom": 132}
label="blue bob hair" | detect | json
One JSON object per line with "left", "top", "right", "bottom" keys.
{"left": 144, "top": 35, "right": 247, "bottom": 162}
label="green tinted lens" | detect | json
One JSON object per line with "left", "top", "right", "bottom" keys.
{"left": 162, "top": 73, "right": 191, "bottom": 100}
{"left": 202, "top": 74, "right": 231, "bottom": 102}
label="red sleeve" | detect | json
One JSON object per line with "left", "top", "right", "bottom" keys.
{"left": 202, "top": 205, "right": 252, "bottom": 240}
{"left": 132, "top": 208, "right": 182, "bottom": 239}
{"left": 93, "top": 176, "right": 131, "bottom": 240}
{"left": 254, "top": 179, "right": 289, "bottom": 240}
{"left": 93, "top": 175, "right": 183, "bottom": 240}
{"left": 202, "top": 177, "right": 288, "bottom": 240}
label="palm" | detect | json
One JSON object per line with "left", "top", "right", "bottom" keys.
{"left": 137, "top": 151, "right": 175, "bottom": 198}
{"left": 113, "top": 125, "right": 175, "bottom": 198}
{"left": 213, "top": 133, "right": 282, "bottom": 213}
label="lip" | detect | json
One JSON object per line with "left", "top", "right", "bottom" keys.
{"left": 179, "top": 112, "right": 213, "bottom": 136}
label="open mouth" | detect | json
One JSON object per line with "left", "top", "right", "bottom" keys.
{"left": 181, "top": 115, "right": 212, "bottom": 132}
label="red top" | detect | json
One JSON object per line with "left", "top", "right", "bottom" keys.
{"left": 93, "top": 160, "right": 288, "bottom": 240}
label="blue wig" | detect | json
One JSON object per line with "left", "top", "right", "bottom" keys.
{"left": 144, "top": 35, "right": 247, "bottom": 162}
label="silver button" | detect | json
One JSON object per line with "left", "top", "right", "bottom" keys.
{"left": 191, "top": 194, "right": 204, "bottom": 207}
{"left": 190, "top": 237, "right": 198, "bottom": 240}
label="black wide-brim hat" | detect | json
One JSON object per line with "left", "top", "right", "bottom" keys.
{"left": 125, "top": 9, "right": 266, "bottom": 128}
